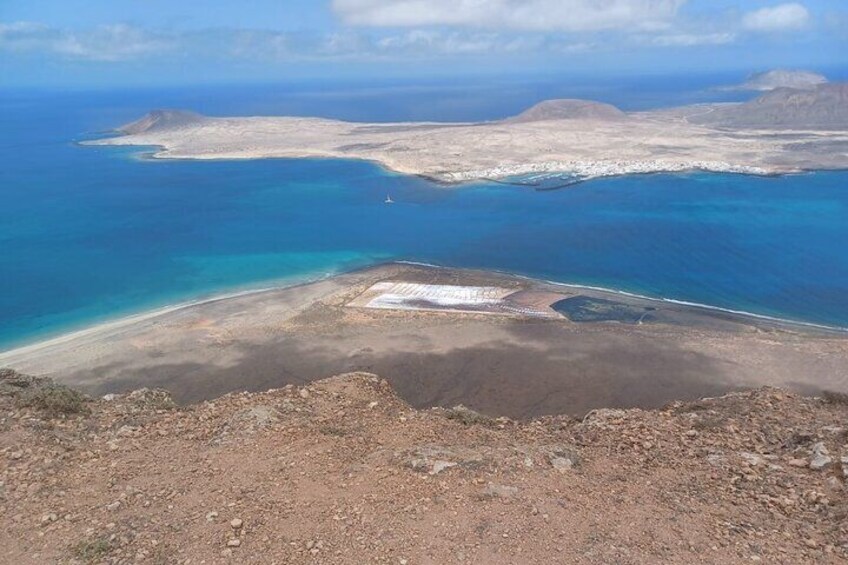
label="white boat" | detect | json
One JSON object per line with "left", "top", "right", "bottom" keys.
{"left": 384, "top": 195, "right": 394, "bottom": 204}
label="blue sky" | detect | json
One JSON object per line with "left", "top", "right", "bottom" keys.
{"left": 2, "top": 1, "right": 846, "bottom": 86}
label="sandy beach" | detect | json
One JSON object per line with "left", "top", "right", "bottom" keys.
{"left": 3, "top": 263, "right": 847, "bottom": 419}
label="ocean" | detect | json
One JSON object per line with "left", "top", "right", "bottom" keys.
{"left": 2, "top": 76, "right": 847, "bottom": 349}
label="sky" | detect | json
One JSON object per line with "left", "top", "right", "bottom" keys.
{"left": 1, "top": 0, "right": 847, "bottom": 87}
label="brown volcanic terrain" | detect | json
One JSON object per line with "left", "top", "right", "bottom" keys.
{"left": 504, "top": 99, "right": 627, "bottom": 123}
{"left": 692, "top": 84, "right": 848, "bottom": 130}
{"left": 117, "top": 110, "right": 205, "bottom": 135}
{"left": 2, "top": 369, "right": 848, "bottom": 564}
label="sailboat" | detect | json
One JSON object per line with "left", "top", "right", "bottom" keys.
{"left": 384, "top": 194, "right": 394, "bottom": 204}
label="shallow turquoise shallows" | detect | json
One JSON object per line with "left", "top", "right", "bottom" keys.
{"left": 2, "top": 86, "right": 848, "bottom": 349}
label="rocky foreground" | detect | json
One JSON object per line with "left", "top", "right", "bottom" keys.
{"left": 2, "top": 369, "right": 847, "bottom": 564}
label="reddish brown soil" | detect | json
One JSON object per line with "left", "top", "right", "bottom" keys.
{"left": 2, "top": 371, "right": 847, "bottom": 564}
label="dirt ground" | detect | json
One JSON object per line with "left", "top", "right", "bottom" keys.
{"left": 2, "top": 370, "right": 847, "bottom": 564}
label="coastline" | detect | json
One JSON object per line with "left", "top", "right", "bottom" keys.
{"left": 398, "top": 261, "right": 848, "bottom": 333}
{"left": 87, "top": 136, "right": 791, "bottom": 185}
{"left": 84, "top": 106, "right": 848, "bottom": 185}
{"left": 3, "top": 261, "right": 847, "bottom": 418}
{"left": 3, "top": 260, "right": 845, "bottom": 363}
{"left": 0, "top": 266, "right": 363, "bottom": 358}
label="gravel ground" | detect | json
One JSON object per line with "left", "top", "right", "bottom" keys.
{"left": 2, "top": 369, "right": 847, "bottom": 564}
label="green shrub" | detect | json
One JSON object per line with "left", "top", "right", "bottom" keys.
{"left": 72, "top": 537, "right": 112, "bottom": 562}
{"left": 19, "top": 383, "right": 89, "bottom": 416}
{"left": 444, "top": 404, "right": 493, "bottom": 427}
{"left": 822, "top": 390, "right": 848, "bottom": 406}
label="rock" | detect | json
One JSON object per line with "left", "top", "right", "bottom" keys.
{"left": 841, "top": 455, "right": 848, "bottom": 478}
{"left": 225, "top": 405, "right": 280, "bottom": 436}
{"left": 788, "top": 458, "right": 807, "bottom": 468}
{"left": 230, "top": 518, "right": 243, "bottom": 529}
{"left": 740, "top": 452, "right": 765, "bottom": 466}
{"left": 106, "top": 501, "right": 121, "bottom": 511}
{"left": 227, "top": 539, "right": 241, "bottom": 547}
{"left": 206, "top": 511, "right": 218, "bottom": 522}
{"left": 409, "top": 456, "right": 456, "bottom": 474}
{"left": 406, "top": 446, "right": 477, "bottom": 475}
{"left": 482, "top": 483, "right": 519, "bottom": 499}
{"left": 550, "top": 456, "right": 574, "bottom": 472}
{"left": 117, "top": 425, "right": 139, "bottom": 437}
{"left": 430, "top": 460, "right": 457, "bottom": 475}
{"left": 299, "top": 389, "right": 310, "bottom": 399}
{"left": 580, "top": 408, "right": 628, "bottom": 428}
{"left": 707, "top": 454, "right": 726, "bottom": 467}
{"left": 809, "top": 442, "right": 832, "bottom": 470}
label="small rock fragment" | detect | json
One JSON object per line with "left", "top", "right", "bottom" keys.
{"left": 550, "top": 456, "right": 574, "bottom": 472}
{"left": 809, "top": 442, "right": 832, "bottom": 470}
{"left": 482, "top": 483, "right": 519, "bottom": 499}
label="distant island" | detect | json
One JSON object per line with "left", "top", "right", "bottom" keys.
{"left": 725, "top": 69, "right": 829, "bottom": 91}
{"left": 89, "top": 82, "right": 848, "bottom": 184}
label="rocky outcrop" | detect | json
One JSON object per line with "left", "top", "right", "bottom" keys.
{"left": 117, "top": 109, "right": 205, "bottom": 135}
{"left": 731, "top": 69, "right": 828, "bottom": 92}
{"left": 693, "top": 83, "right": 848, "bottom": 129}
{"left": 506, "top": 99, "right": 627, "bottom": 123}
{"left": 2, "top": 369, "right": 847, "bottom": 563}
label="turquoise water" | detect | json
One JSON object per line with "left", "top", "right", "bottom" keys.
{"left": 2, "top": 86, "right": 848, "bottom": 349}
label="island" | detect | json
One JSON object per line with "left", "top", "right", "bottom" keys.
{"left": 88, "top": 83, "right": 848, "bottom": 184}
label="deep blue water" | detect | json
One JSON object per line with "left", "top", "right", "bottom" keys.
{"left": 2, "top": 80, "right": 848, "bottom": 349}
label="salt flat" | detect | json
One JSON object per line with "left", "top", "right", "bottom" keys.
{"left": 2, "top": 263, "right": 846, "bottom": 418}
{"left": 350, "top": 281, "right": 560, "bottom": 317}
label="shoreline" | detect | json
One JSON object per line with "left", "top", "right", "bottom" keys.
{"left": 0, "top": 265, "right": 367, "bottom": 359}
{"left": 3, "top": 261, "right": 845, "bottom": 362}
{"left": 399, "top": 261, "right": 848, "bottom": 333}
{"left": 83, "top": 99, "right": 848, "bottom": 186}
{"left": 85, "top": 137, "right": 848, "bottom": 189}
{"left": 89, "top": 137, "right": 796, "bottom": 185}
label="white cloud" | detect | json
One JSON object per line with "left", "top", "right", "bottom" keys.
{"left": 0, "top": 22, "right": 172, "bottom": 61}
{"left": 332, "top": 0, "right": 687, "bottom": 32}
{"left": 649, "top": 32, "right": 736, "bottom": 47}
{"left": 742, "top": 3, "right": 810, "bottom": 32}
{"left": 378, "top": 30, "right": 505, "bottom": 54}
{"left": 57, "top": 25, "right": 173, "bottom": 61}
